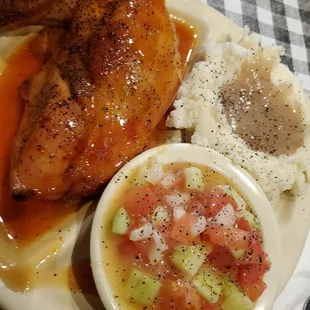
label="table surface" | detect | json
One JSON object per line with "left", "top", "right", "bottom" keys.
{"left": 205, "top": 0, "right": 310, "bottom": 93}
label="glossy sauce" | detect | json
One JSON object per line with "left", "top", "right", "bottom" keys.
{"left": 174, "top": 19, "right": 197, "bottom": 69}
{"left": 221, "top": 51, "right": 305, "bottom": 156}
{"left": 0, "top": 19, "right": 197, "bottom": 294}
{"left": 32, "top": 259, "right": 98, "bottom": 295}
{"left": 0, "top": 41, "right": 80, "bottom": 245}
{"left": 145, "top": 19, "right": 197, "bottom": 149}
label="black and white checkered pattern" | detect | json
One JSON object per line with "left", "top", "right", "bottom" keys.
{"left": 203, "top": 0, "right": 310, "bottom": 92}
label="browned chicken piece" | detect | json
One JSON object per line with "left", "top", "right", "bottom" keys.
{"left": 0, "top": 0, "right": 79, "bottom": 32}
{"left": 29, "top": 26, "right": 67, "bottom": 62}
{"left": 10, "top": 0, "right": 181, "bottom": 200}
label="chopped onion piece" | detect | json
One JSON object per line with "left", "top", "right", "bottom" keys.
{"left": 148, "top": 244, "right": 163, "bottom": 265}
{"left": 153, "top": 229, "right": 168, "bottom": 252}
{"left": 190, "top": 216, "right": 208, "bottom": 237}
{"left": 173, "top": 206, "right": 186, "bottom": 222}
{"left": 151, "top": 206, "right": 170, "bottom": 227}
{"left": 148, "top": 229, "right": 168, "bottom": 265}
{"left": 164, "top": 192, "right": 190, "bottom": 208}
{"left": 211, "top": 203, "right": 235, "bottom": 226}
{"left": 130, "top": 222, "right": 153, "bottom": 241}
{"left": 161, "top": 171, "right": 177, "bottom": 189}
{"left": 146, "top": 159, "right": 164, "bottom": 185}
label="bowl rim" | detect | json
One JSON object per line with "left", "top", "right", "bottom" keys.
{"left": 90, "top": 143, "right": 282, "bottom": 310}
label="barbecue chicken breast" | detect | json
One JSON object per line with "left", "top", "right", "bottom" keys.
{"left": 10, "top": 0, "right": 181, "bottom": 200}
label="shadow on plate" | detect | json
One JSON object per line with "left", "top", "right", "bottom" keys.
{"left": 70, "top": 200, "right": 105, "bottom": 310}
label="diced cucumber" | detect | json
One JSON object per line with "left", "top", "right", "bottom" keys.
{"left": 126, "top": 269, "right": 161, "bottom": 306}
{"left": 133, "top": 165, "right": 149, "bottom": 186}
{"left": 184, "top": 167, "right": 204, "bottom": 191}
{"left": 218, "top": 185, "right": 261, "bottom": 231}
{"left": 192, "top": 265, "right": 223, "bottom": 304}
{"left": 230, "top": 248, "right": 246, "bottom": 259}
{"left": 126, "top": 269, "right": 144, "bottom": 297}
{"left": 237, "top": 208, "right": 261, "bottom": 231}
{"left": 218, "top": 185, "right": 246, "bottom": 211}
{"left": 170, "top": 244, "right": 207, "bottom": 277}
{"left": 222, "top": 277, "right": 253, "bottom": 310}
{"left": 132, "top": 274, "right": 161, "bottom": 306}
{"left": 112, "top": 207, "right": 130, "bottom": 235}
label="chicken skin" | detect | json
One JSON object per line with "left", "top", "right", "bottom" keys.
{"left": 10, "top": 0, "right": 181, "bottom": 200}
{"left": 0, "top": 0, "right": 79, "bottom": 32}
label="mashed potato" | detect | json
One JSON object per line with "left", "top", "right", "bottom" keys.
{"left": 167, "top": 29, "right": 310, "bottom": 203}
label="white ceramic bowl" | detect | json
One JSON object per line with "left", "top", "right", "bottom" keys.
{"left": 90, "top": 143, "right": 281, "bottom": 310}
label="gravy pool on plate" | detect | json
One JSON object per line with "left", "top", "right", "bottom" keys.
{"left": 100, "top": 159, "right": 270, "bottom": 310}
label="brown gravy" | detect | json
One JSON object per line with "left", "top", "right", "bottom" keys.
{"left": 221, "top": 51, "right": 305, "bottom": 156}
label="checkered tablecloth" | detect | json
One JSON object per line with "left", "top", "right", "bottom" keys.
{"left": 205, "top": 0, "right": 310, "bottom": 93}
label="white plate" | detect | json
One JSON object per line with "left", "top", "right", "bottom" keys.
{"left": 0, "top": 0, "right": 309, "bottom": 309}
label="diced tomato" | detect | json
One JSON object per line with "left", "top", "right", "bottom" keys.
{"left": 159, "top": 219, "right": 175, "bottom": 246}
{"left": 151, "top": 183, "right": 170, "bottom": 199}
{"left": 202, "top": 300, "right": 222, "bottom": 310}
{"left": 243, "top": 279, "right": 267, "bottom": 302}
{"left": 148, "top": 258, "right": 174, "bottom": 280}
{"left": 205, "top": 226, "right": 250, "bottom": 249}
{"left": 154, "top": 280, "right": 180, "bottom": 310}
{"left": 204, "top": 224, "right": 225, "bottom": 246}
{"left": 180, "top": 281, "right": 201, "bottom": 309}
{"left": 150, "top": 173, "right": 184, "bottom": 200}
{"left": 238, "top": 233, "right": 265, "bottom": 264}
{"left": 155, "top": 280, "right": 200, "bottom": 310}
{"left": 201, "top": 231, "right": 211, "bottom": 243}
{"left": 117, "top": 238, "right": 139, "bottom": 257}
{"left": 187, "top": 199, "right": 206, "bottom": 216}
{"left": 237, "top": 218, "right": 252, "bottom": 232}
{"left": 207, "top": 244, "right": 235, "bottom": 272}
{"left": 118, "top": 236, "right": 155, "bottom": 263}
{"left": 134, "top": 238, "right": 154, "bottom": 262}
{"left": 204, "top": 225, "right": 268, "bottom": 267}
{"left": 238, "top": 263, "right": 269, "bottom": 288}
{"left": 161, "top": 171, "right": 185, "bottom": 190}
{"left": 196, "top": 187, "right": 238, "bottom": 218}
{"left": 124, "top": 187, "right": 157, "bottom": 217}
{"left": 171, "top": 213, "right": 199, "bottom": 243}
{"left": 195, "top": 192, "right": 209, "bottom": 208}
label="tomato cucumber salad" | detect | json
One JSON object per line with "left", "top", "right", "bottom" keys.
{"left": 101, "top": 159, "right": 270, "bottom": 310}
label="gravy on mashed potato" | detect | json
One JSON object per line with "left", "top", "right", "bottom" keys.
{"left": 221, "top": 51, "right": 305, "bottom": 156}
{"left": 166, "top": 30, "right": 310, "bottom": 202}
